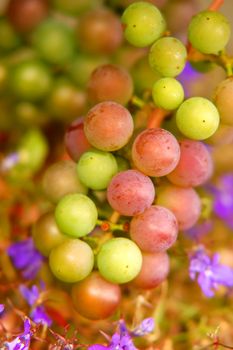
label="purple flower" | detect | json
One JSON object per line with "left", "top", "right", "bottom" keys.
{"left": 8, "top": 238, "right": 43, "bottom": 280}
{"left": 88, "top": 318, "right": 154, "bottom": 350}
{"left": 0, "top": 304, "right": 4, "bottom": 314}
{"left": 20, "top": 285, "right": 52, "bottom": 327}
{"left": 4, "top": 318, "right": 32, "bottom": 350}
{"left": 189, "top": 246, "right": 233, "bottom": 297}
{"left": 183, "top": 220, "right": 213, "bottom": 241}
{"left": 206, "top": 174, "right": 233, "bottom": 229}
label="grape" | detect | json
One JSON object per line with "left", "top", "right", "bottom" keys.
{"left": 167, "top": 139, "right": 213, "bottom": 187}
{"left": 165, "top": 0, "right": 198, "bottom": 34}
{"left": 14, "top": 102, "right": 48, "bottom": 127}
{"left": 78, "top": 8, "right": 122, "bottom": 54}
{"left": 213, "top": 77, "right": 233, "bottom": 126}
{"left": 0, "top": 18, "right": 21, "bottom": 52}
{"left": 9, "top": 60, "right": 52, "bottom": 102}
{"left": 49, "top": 239, "right": 94, "bottom": 283}
{"left": 52, "top": 0, "right": 102, "bottom": 16}
{"left": 42, "top": 160, "right": 88, "bottom": 204}
{"left": 206, "top": 124, "right": 233, "bottom": 146}
{"left": 188, "top": 10, "right": 231, "bottom": 55}
{"left": 132, "top": 251, "right": 170, "bottom": 289}
{"left": 47, "top": 79, "right": 87, "bottom": 121}
{"left": 115, "top": 156, "right": 129, "bottom": 172}
{"left": 7, "top": 0, "right": 48, "bottom": 33}
{"left": 77, "top": 149, "right": 118, "bottom": 190}
{"left": 33, "top": 211, "right": 67, "bottom": 257}
{"left": 33, "top": 19, "right": 75, "bottom": 65}
{"left": 130, "top": 205, "right": 178, "bottom": 253}
{"left": 121, "top": 2, "right": 166, "bottom": 47}
{"left": 156, "top": 184, "right": 201, "bottom": 230}
{"left": 68, "top": 54, "right": 107, "bottom": 89}
{"left": 131, "top": 55, "right": 161, "bottom": 94}
{"left": 71, "top": 272, "right": 121, "bottom": 320}
{"left": 55, "top": 193, "right": 98, "bottom": 238}
{"left": 65, "top": 117, "right": 91, "bottom": 162}
{"left": 152, "top": 78, "right": 184, "bottom": 110}
{"left": 107, "top": 170, "right": 155, "bottom": 216}
{"left": 84, "top": 101, "right": 134, "bottom": 151}
{"left": 87, "top": 64, "right": 133, "bottom": 105}
{"left": 97, "top": 237, "right": 142, "bottom": 284}
{"left": 176, "top": 97, "right": 220, "bottom": 140}
{"left": 149, "top": 37, "right": 187, "bottom": 77}
{"left": 132, "top": 128, "right": 180, "bottom": 177}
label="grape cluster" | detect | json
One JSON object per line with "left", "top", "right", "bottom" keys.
{"left": 27, "top": 0, "right": 232, "bottom": 323}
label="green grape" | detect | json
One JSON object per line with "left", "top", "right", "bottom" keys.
{"left": 97, "top": 237, "right": 142, "bottom": 284}
{"left": 49, "top": 239, "right": 94, "bottom": 283}
{"left": 42, "top": 160, "right": 88, "bottom": 204}
{"left": 115, "top": 155, "right": 129, "bottom": 172}
{"left": 131, "top": 55, "right": 161, "bottom": 94}
{"left": 176, "top": 97, "right": 220, "bottom": 140}
{"left": 188, "top": 10, "right": 231, "bottom": 55}
{"left": 55, "top": 193, "right": 98, "bottom": 238}
{"left": 152, "top": 77, "right": 184, "bottom": 110}
{"left": 68, "top": 54, "right": 107, "bottom": 88}
{"left": 149, "top": 37, "right": 187, "bottom": 77}
{"left": 77, "top": 149, "right": 118, "bottom": 190}
{"left": 121, "top": 2, "right": 166, "bottom": 47}
{"left": 0, "top": 18, "right": 21, "bottom": 52}
{"left": 33, "top": 211, "right": 67, "bottom": 257}
{"left": 52, "top": 0, "right": 102, "bottom": 16}
{"left": 33, "top": 19, "right": 75, "bottom": 65}
{"left": 9, "top": 60, "right": 52, "bottom": 101}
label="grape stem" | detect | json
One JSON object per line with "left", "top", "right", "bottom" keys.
{"left": 96, "top": 219, "right": 129, "bottom": 232}
{"left": 147, "top": 108, "right": 167, "bottom": 129}
{"left": 109, "top": 211, "right": 121, "bottom": 224}
{"left": 131, "top": 95, "right": 146, "bottom": 109}
{"left": 208, "top": 0, "right": 224, "bottom": 11}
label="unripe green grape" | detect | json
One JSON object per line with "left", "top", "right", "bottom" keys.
{"left": 49, "top": 239, "right": 94, "bottom": 283}
{"left": 188, "top": 10, "right": 231, "bottom": 55}
{"left": 77, "top": 149, "right": 118, "bottom": 190}
{"left": 9, "top": 60, "right": 52, "bottom": 102}
{"left": 55, "top": 193, "right": 98, "bottom": 238}
{"left": 152, "top": 77, "right": 184, "bottom": 110}
{"left": 115, "top": 156, "right": 129, "bottom": 172}
{"left": 52, "top": 0, "right": 102, "bottom": 16}
{"left": 33, "top": 211, "right": 67, "bottom": 257}
{"left": 97, "top": 237, "right": 142, "bottom": 284}
{"left": 121, "top": 2, "right": 166, "bottom": 47}
{"left": 0, "top": 18, "right": 21, "bottom": 52}
{"left": 33, "top": 19, "right": 75, "bottom": 65}
{"left": 176, "top": 97, "right": 220, "bottom": 140}
{"left": 149, "top": 37, "right": 187, "bottom": 77}
{"left": 42, "top": 160, "right": 88, "bottom": 204}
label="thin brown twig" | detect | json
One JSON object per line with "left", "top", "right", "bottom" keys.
{"left": 208, "top": 0, "right": 224, "bottom": 11}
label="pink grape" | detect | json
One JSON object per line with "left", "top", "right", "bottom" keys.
{"left": 130, "top": 205, "right": 178, "bottom": 253}
{"left": 156, "top": 184, "right": 201, "bottom": 230}
{"left": 132, "top": 128, "right": 180, "bottom": 177}
{"left": 84, "top": 101, "right": 134, "bottom": 151}
{"left": 107, "top": 169, "right": 155, "bottom": 216}
{"left": 167, "top": 139, "right": 213, "bottom": 187}
{"left": 132, "top": 251, "right": 170, "bottom": 289}
{"left": 65, "top": 117, "right": 91, "bottom": 161}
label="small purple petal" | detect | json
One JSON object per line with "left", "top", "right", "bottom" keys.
{"left": 19, "top": 285, "right": 39, "bottom": 306}
{"left": 132, "top": 317, "right": 155, "bottom": 337}
{"left": 88, "top": 346, "right": 109, "bottom": 350}
{"left": 0, "top": 304, "right": 4, "bottom": 314}
{"left": 30, "top": 306, "right": 52, "bottom": 327}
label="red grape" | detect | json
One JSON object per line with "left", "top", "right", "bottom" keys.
{"left": 130, "top": 205, "right": 178, "bottom": 253}
{"left": 84, "top": 101, "right": 134, "bottom": 151}
{"left": 132, "top": 128, "right": 180, "bottom": 177}
{"left": 107, "top": 169, "right": 155, "bottom": 216}
{"left": 167, "top": 139, "right": 213, "bottom": 187}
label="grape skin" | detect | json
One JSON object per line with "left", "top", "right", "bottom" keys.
{"left": 132, "top": 128, "right": 180, "bottom": 177}
{"left": 71, "top": 272, "right": 121, "bottom": 320}
{"left": 167, "top": 139, "right": 213, "bottom": 187}
{"left": 149, "top": 37, "right": 187, "bottom": 77}
{"left": 97, "top": 237, "right": 142, "bottom": 284}
{"left": 121, "top": 1, "right": 166, "bottom": 48}
{"left": 152, "top": 77, "right": 184, "bottom": 110}
{"left": 156, "top": 184, "right": 201, "bottom": 230}
{"left": 188, "top": 10, "right": 231, "bottom": 55}
{"left": 176, "top": 97, "right": 220, "bottom": 140}
{"left": 132, "top": 251, "right": 170, "bottom": 289}
{"left": 107, "top": 169, "right": 155, "bottom": 216}
{"left": 213, "top": 77, "right": 233, "bottom": 126}
{"left": 84, "top": 101, "right": 134, "bottom": 151}
{"left": 49, "top": 239, "right": 94, "bottom": 283}
{"left": 130, "top": 205, "right": 178, "bottom": 253}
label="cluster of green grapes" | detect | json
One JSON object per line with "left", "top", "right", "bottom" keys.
{"left": 28, "top": 0, "right": 233, "bottom": 322}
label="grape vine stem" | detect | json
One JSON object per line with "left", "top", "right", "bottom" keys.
{"left": 147, "top": 108, "right": 168, "bottom": 129}
{"left": 208, "top": 0, "right": 224, "bottom": 11}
